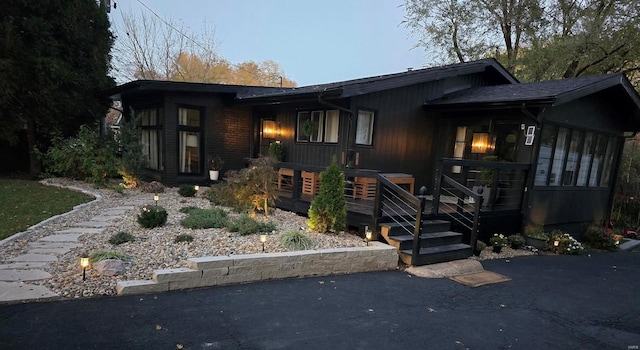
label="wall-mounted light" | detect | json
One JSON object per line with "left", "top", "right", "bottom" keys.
{"left": 262, "top": 120, "right": 276, "bottom": 138}
{"left": 471, "top": 132, "right": 490, "bottom": 153}
{"left": 260, "top": 234, "right": 267, "bottom": 252}
{"left": 80, "top": 255, "right": 90, "bottom": 281}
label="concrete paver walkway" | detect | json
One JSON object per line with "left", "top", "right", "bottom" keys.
{"left": 0, "top": 205, "right": 135, "bottom": 303}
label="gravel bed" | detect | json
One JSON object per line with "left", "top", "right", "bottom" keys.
{"left": 0, "top": 179, "right": 367, "bottom": 299}
{"left": 1, "top": 179, "right": 538, "bottom": 299}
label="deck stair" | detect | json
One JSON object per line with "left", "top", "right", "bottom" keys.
{"left": 380, "top": 219, "right": 472, "bottom": 266}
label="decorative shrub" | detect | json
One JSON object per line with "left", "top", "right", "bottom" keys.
{"left": 227, "top": 214, "right": 276, "bottom": 235}
{"left": 280, "top": 230, "right": 314, "bottom": 250}
{"left": 139, "top": 181, "right": 165, "bottom": 194}
{"left": 37, "top": 124, "right": 119, "bottom": 186}
{"left": 174, "top": 234, "right": 194, "bottom": 243}
{"left": 524, "top": 224, "right": 549, "bottom": 239}
{"left": 507, "top": 234, "right": 526, "bottom": 249}
{"left": 475, "top": 240, "right": 487, "bottom": 251}
{"left": 489, "top": 233, "right": 508, "bottom": 247}
{"left": 179, "top": 206, "right": 199, "bottom": 214}
{"left": 308, "top": 157, "right": 346, "bottom": 233}
{"left": 178, "top": 184, "right": 197, "bottom": 197}
{"left": 584, "top": 225, "right": 618, "bottom": 251}
{"left": 137, "top": 205, "right": 168, "bottom": 228}
{"left": 89, "top": 250, "right": 130, "bottom": 263}
{"left": 180, "top": 208, "right": 228, "bottom": 229}
{"left": 548, "top": 230, "right": 584, "bottom": 255}
{"left": 205, "top": 183, "right": 239, "bottom": 209}
{"left": 219, "top": 156, "right": 278, "bottom": 215}
{"left": 108, "top": 231, "right": 135, "bottom": 245}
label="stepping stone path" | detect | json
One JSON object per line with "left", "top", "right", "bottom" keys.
{"left": 0, "top": 206, "right": 135, "bottom": 303}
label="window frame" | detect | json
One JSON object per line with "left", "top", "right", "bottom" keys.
{"left": 355, "top": 109, "right": 375, "bottom": 146}
{"left": 295, "top": 109, "right": 340, "bottom": 144}
{"left": 136, "top": 106, "right": 163, "bottom": 171}
{"left": 177, "top": 106, "right": 204, "bottom": 175}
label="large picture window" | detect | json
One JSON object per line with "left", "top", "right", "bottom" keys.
{"left": 178, "top": 107, "right": 201, "bottom": 174}
{"left": 356, "top": 110, "right": 374, "bottom": 146}
{"left": 534, "top": 124, "right": 618, "bottom": 188}
{"left": 296, "top": 110, "right": 339, "bottom": 143}
{"left": 137, "top": 108, "right": 163, "bottom": 171}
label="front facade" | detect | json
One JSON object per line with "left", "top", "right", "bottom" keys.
{"left": 103, "top": 59, "right": 640, "bottom": 241}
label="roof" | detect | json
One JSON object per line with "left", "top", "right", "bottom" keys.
{"left": 425, "top": 73, "right": 640, "bottom": 110}
{"left": 236, "top": 58, "right": 518, "bottom": 101}
{"left": 99, "top": 80, "right": 289, "bottom": 100}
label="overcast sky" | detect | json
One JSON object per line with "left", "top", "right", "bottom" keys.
{"left": 109, "top": 0, "right": 432, "bottom": 86}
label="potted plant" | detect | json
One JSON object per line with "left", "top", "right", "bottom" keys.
{"left": 489, "top": 233, "right": 508, "bottom": 253}
{"left": 268, "top": 142, "right": 286, "bottom": 162}
{"left": 524, "top": 224, "right": 548, "bottom": 250}
{"left": 208, "top": 155, "right": 224, "bottom": 181}
{"left": 479, "top": 155, "right": 498, "bottom": 206}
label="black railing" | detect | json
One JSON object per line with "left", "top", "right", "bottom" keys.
{"left": 373, "top": 175, "right": 425, "bottom": 261}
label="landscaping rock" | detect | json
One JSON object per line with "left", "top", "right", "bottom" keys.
{"left": 93, "top": 259, "right": 125, "bottom": 276}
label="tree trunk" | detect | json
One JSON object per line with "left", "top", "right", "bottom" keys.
{"left": 26, "top": 117, "right": 41, "bottom": 178}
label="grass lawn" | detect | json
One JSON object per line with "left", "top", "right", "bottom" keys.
{"left": 0, "top": 179, "right": 94, "bottom": 240}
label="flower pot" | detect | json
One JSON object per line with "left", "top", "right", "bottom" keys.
{"left": 525, "top": 235, "right": 547, "bottom": 250}
{"left": 209, "top": 170, "right": 219, "bottom": 181}
{"left": 492, "top": 245, "right": 502, "bottom": 253}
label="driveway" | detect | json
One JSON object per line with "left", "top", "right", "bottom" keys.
{"left": 1, "top": 251, "right": 639, "bottom": 349}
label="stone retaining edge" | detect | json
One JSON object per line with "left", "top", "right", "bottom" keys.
{"left": 116, "top": 242, "right": 398, "bottom": 295}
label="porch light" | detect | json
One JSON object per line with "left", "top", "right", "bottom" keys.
{"left": 471, "top": 133, "right": 490, "bottom": 153}
{"left": 260, "top": 234, "right": 267, "bottom": 252}
{"left": 262, "top": 120, "right": 277, "bottom": 138}
{"left": 80, "top": 255, "right": 90, "bottom": 281}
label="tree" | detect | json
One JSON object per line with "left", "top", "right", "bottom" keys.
{"left": 0, "top": 0, "right": 115, "bottom": 176}
{"left": 308, "top": 158, "right": 347, "bottom": 233}
{"left": 402, "top": 0, "right": 640, "bottom": 84}
{"left": 113, "top": 10, "right": 297, "bottom": 87}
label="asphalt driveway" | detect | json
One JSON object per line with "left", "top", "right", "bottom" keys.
{"left": 1, "top": 251, "right": 639, "bottom": 349}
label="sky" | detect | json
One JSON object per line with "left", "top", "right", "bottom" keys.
{"left": 109, "top": 0, "right": 432, "bottom": 86}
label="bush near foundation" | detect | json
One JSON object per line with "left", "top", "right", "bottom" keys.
{"left": 137, "top": 205, "right": 168, "bottom": 228}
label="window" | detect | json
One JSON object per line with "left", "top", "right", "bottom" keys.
{"left": 452, "top": 126, "right": 467, "bottom": 173}
{"left": 296, "top": 110, "right": 339, "bottom": 143}
{"left": 324, "top": 110, "right": 339, "bottom": 143}
{"left": 178, "top": 107, "right": 201, "bottom": 174}
{"left": 137, "top": 108, "right": 162, "bottom": 171}
{"left": 356, "top": 110, "right": 374, "bottom": 146}
{"left": 534, "top": 123, "right": 618, "bottom": 188}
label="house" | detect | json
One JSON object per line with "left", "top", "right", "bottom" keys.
{"left": 102, "top": 59, "right": 640, "bottom": 265}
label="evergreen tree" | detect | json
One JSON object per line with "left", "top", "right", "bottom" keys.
{"left": 308, "top": 158, "right": 347, "bottom": 233}
{"left": 0, "top": 0, "right": 115, "bottom": 176}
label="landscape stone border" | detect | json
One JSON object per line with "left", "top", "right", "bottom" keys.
{"left": 116, "top": 242, "right": 398, "bottom": 295}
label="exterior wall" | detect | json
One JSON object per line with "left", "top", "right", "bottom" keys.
{"left": 526, "top": 93, "right": 628, "bottom": 237}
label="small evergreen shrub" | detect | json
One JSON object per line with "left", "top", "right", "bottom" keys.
{"left": 174, "top": 234, "right": 194, "bottom": 243}
{"left": 178, "top": 184, "right": 197, "bottom": 197}
{"left": 280, "top": 230, "right": 314, "bottom": 250}
{"left": 205, "top": 183, "right": 241, "bottom": 209}
{"left": 108, "top": 231, "right": 135, "bottom": 245}
{"left": 89, "top": 250, "right": 130, "bottom": 263}
{"left": 584, "top": 225, "right": 618, "bottom": 251}
{"left": 227, "top": 214, "right": 276, "bottom": 235}
{"left": 180, "top": 208, "right": 228, "bottom": 229}
{"left": 308, "top": 157, "right": 346, "bottom": 233}
{"left": 137, "top": 205, "right": 168, "bottom": 228}
{"left": 507, "top": 234, "right": 526, "bottom": 249}
{"left": 179, "top": 206, "right": 200, "bottom": 214}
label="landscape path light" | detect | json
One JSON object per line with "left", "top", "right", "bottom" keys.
{"left": 260, "top": 234, "right": 267, "bottom": 252}
{"left": 365, "top": 226, "right": 372, "bottom": 246}
{"left": 80, "top": 255, "right": 90, "bottom": 281}
{"left": 153, "top": 194, "right": 159, "bottom": 206}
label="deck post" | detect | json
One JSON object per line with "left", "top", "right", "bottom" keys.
{"left": 412, "top": 197, "right": 426, "bottom": 263}
{"left": 371, "top": 175, "right": 383, "bottom": 238}
{"left": 432, "top": 162, "right": 442, "bottom": 215}
{"left": 292, "top": 169, "right": 301, "bottom": 200}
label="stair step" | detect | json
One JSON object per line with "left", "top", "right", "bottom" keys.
{"left": 379, "top": 222, "right": 414, "bottom": 237}
{"left": 400, "top": 243, "right": 472, "bottom": 266}
{"left": 421, "top": 231, "right": 463, "bottom": 247}
{"left": 422, "top": 219, "right": 451, "bottom": 233}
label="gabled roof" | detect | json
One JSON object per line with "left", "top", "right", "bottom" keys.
{"left": 425, "top": 73, "right": 640, "bottom": 110}
{"left": 236, "top": 58, "right": 518, "bottom": 101}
